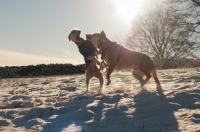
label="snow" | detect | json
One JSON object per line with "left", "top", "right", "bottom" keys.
{"left": 0, "top": 68, "right": 200, "bottom": 132}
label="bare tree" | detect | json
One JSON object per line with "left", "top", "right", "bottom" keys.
{"left": 126, "top": 6, "right": 199, "bottom": 60}
{"left": 168, "top": 0, "right": 200, "bottom": 33}
{"left": 112, "top": 31, "right": 129, "bottom": 47}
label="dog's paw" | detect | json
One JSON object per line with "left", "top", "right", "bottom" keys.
{"left": 85, "top": 89, "right": 90, "bottom": 93}
{"left": 106, "top": 81, "right": 111, "bottom": 85}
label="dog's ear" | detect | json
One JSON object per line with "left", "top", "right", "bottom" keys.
{"left": 101, "top": 30, "right": 106, "bottom": 38}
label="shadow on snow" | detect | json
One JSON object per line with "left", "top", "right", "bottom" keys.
{"left": 7, "top": 86, "right": 200, "bottom": 131}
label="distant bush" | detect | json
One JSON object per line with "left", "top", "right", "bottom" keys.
{"left": 0, "top": 63, "right": 85, "bottom": 78}
{"left": 153, "top": 58, "right": 200, "bottom": 69}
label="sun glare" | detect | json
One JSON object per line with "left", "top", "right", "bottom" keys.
{"left": 113, "top": 0, "right": 143, "bottom": 23}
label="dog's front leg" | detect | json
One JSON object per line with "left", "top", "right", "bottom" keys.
{"left": 106, "top": 65, "right": 116, "bottom": 85}
{"left": 95, "top": 48, "right": 100, "bottom": 55}
{"left": 93, "top": 57, "right": 101, "bottom": 65}
{"left": 94, "top": 48, "right": 100, "bottom": 59}
{"left": 85, "top": 56, "right": 101, "bottom": 65}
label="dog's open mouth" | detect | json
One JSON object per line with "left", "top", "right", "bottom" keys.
{"left": 75, "top": 33, "right": 82, "bottom": 41}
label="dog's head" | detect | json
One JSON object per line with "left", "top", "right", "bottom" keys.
{"left": 68, "top": 29, "right": 82, "bottom": 43}
{"left": 86, "top": 30, "right": 107, "bottom": 48}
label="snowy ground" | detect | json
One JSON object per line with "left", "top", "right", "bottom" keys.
{"left": 0, "top": 68, "right": 200, "bottom": 132}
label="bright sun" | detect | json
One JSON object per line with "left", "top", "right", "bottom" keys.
{"left": 113, "top": 0, "right": 144, "bottom": 23}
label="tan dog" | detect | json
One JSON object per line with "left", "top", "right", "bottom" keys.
{"left": 68, "top": 29, "right": 104, "bottom": 92}
{"left": 86, "top": 30, "right": 160, "bottom": 87}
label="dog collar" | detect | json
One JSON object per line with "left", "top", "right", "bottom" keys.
{"left": 100, "top": 41, "right": 115, "bottom": 60}
{"left": 75, "top": 38, "right": 85, "bottom": 47}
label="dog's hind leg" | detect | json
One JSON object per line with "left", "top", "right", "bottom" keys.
{"left": 139, "top": 70, "right": 151, "bottom": 84}
{"left": 106, "top": 65, "right": 116, "bottom": 85}
{"left": 95, "top": 71, "right": 104, "bottom": 93}
{"left": 86, "top": 72, "right": 92, "bottom": 93}
{"left": 132, "top": 70, "right": 145, "bottom": 87}
{"left": 144, "top": 72, "right": 151, "bottom": 84}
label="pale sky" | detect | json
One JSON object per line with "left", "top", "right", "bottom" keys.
{"left": 0, "top": 0, "right": 164, "bottom": 66}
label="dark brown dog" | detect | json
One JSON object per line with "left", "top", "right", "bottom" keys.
{"left": 68, "top": 29, "right": 104, "bottom": 92}
{"left": 86, "top": 30, "right": 160, "bottom": 88}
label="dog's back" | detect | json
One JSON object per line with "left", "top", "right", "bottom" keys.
{"left": 78, "top": 40, "right": 96, "bottom": 68}
{"left": 78, "top": 40, "right": 96, "bottom": 57}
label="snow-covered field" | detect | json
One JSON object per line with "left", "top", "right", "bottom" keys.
{"left": 0, "top": 68, "right": 200, "bottom": 132}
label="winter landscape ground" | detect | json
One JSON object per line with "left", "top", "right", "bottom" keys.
{"left": 0, "top": 67, "right": 200, "bottom": 132}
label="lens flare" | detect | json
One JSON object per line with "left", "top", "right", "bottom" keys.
{"left": 113, "top": 0, "right": 143, "bottom": 23}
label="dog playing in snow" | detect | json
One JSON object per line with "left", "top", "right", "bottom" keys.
{"left": 86, "top": 30, "right": 160, "bottom": 88}
{"left": 68, "top": 29, "right": 104, "bottom": 92}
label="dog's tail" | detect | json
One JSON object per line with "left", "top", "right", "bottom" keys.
{"left": 152, "top": 69, "right": 160, "bottom": 85}
{"left": 150, "top": 60, "right": 160, "bottom": 85}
